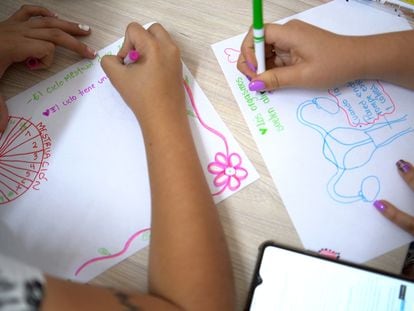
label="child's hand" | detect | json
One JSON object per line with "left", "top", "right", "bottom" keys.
{"left": 237, "top": 19, "right": 358, "bottom": 91}
{"left": 0, "top": 4, "right": 96, "bottom": 77}
{"left": 101, "top": 22, "right": 185, "bottom": 126}
{"left": 374, "top": 160, "right": 414, "bottom": 235}
{"left": 0, "top": 5, "right": 97, "bottom": 132}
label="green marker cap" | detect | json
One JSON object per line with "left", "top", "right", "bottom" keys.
{"left": 253, "top": 0, "right": 263, "bottom": 29}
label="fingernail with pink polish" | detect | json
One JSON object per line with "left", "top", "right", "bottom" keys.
{"left": 249, "top": 80, "right": 266, "bottom": 92}
{"left": 25, "top": 57, "right": 41, "bottom": 70}
{"left": 374, "top": 200, "right": 387, "bottom": 212}
{"left": 397, "top": 159, "right": 411, "bottom": 173}
{"left": 246, "top": 61, "right": 257, "bottom": 73}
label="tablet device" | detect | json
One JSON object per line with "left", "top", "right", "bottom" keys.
{"left": 245, "top": 241, "right": 414, "bottom": 310}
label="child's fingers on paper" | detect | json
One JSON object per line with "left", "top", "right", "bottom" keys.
{"left": 118, "top": 22, "right": 152, "bottom": 59}
{"left": 7, "top": 38, "right": 53, "bottom": 66}
{"left": 28, "top": 17, "right": 91, "bottom": 36}
{"left": 28, "top": 40, "right": 56, "bottom": 69}
{"left": 396, "top": 160, "right": 414, "bottom": 192}
{"left": 8, "top": 5, "right": 56, "bottom": 22}
{"left": 25, "top": 28, "right": 96, "bottom": 59}
{"left": 0, "top": 96, "right": 9, "bottom": 133}
{"left": 374, "top": 200, "right": 414, "bottom": 235}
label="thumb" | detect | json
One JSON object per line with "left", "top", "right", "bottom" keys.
{"left": 100, "top": 55, "right": 125, "bottom": 88}
{"left": 248, "top": 65, "right": 304, "bottom": 91}
{"left": 0, "top": 96, "right": 9, "bottom": 133}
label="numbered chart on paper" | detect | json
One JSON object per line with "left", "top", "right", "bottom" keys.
{"left": 0, "top": 117, "right": 50, "bottom": 204}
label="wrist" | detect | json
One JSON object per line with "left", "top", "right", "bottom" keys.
{"left": 335, "top": 35, "right": 369, "bottom": 83}
{"left": 347, "top": 32, "right": 404, "bottom": 83}
{"left": 132, "top": 95, "right": 186, "bottom": 125}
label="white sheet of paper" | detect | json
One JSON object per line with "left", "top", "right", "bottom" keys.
{"left": 212, "top": 0, "right": 414, "bottom": 263}
{"left": 0, "top": 38, "right": 259, "bottom": 281}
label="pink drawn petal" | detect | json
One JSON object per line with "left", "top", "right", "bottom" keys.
{"left": 228, "top": 176, "right": 241, "bottom": 191}
{"left": 235, "top": 167, "right": 248, "bottom": 180}
{"left": 228, "top": 153, "right": 242, "bottom": 167}
{"left": 215, "top": 152, "right": 228, "bottom": 166}
{"left": 208, "top": 162, "right": 226, "bottom": 174}
{"left": 214, "top": 172, "right": 230, "bottom": 187}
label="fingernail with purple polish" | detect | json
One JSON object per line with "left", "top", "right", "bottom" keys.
{"left": 397, "top": 159, "right": 411, "bottom": 173}
{"left": 374, "top": 200, "right": 386, "bottom": 212}
{"left": 246, "top": 61, "right": 257, "bottom": 73}
{"left": 249, "top": 80, "right": 266, "bottom": 92}
{"left": 25, "top": 57, "right": 41, "bottom": 70}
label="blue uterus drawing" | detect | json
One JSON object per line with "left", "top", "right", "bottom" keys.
{"left": 296, "top": 95, "right": 413, "bottom": 204}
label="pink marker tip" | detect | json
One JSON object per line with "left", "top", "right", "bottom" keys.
{"left": 123, "top": 50, "right": 140, "bottom": 65}
{"left": 25, "top": 57, "right": 41, "bottom": 70}
{"left": 129, "top": 50, "right": 140, "bottom": 61}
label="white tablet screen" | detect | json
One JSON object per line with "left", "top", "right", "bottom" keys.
{"left": 249, "top": 245, "right": 413, "bottom": 311}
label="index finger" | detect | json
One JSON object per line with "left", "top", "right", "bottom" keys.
{"left": 8, "top": 5, "right": 56, "bottom": 22}
{"left": 396, "top": 160, "right": 414, "bottom": 192}
{"left": 237, "top": 28, "right": 257, "bottom": 78}
{"left": 118, "top": 22, "right": 153, "bottom": 59}
{"left": 374, "top": 200, "right": 414, "bottom": 235}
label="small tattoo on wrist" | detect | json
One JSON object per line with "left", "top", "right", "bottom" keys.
{"left": 111, "top": 289, "right": 141, "bottom": 311}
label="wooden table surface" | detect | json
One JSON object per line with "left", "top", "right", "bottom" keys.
{"left": 0, "top": 1, "right": 409, "bottom": 309}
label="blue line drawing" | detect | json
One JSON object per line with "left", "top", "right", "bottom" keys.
{"left": 297, "top": 95, "right": 413, "bottom": 204}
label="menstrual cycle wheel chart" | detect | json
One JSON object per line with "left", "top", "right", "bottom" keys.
{"left": 0, "top": 117, "right": 45, "bottom": 204}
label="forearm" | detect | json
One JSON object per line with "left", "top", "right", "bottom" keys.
{"left": 349, "top": 30, "right": 414, "bottom": 89}
{"left": 140, "top": 105, "right": 235, "bottom": 310}
{"left": 100, "top": 21, "right": 235, "bottom": 309}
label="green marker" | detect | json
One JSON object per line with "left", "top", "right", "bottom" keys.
{"left": 253, "top": 0, "right": 265, "bottom": 74}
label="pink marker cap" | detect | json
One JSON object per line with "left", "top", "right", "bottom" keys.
{"left": 25, "top": 57, "right": 41, "bottom": 70}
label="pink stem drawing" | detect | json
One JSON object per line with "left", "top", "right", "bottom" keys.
{"left": 183, "top": 79, "right": 248, "bottom": 196}
{"left": 183, "top": 79, "right": 229, "bottom": 155}
{"left": 74, "top": 228, "right": 150, "bottom": 276}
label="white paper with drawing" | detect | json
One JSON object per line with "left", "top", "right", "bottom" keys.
{"left": 0, "top": 38, "right": 259, "bottom": 281}
{"left": 212, "top": 0, "right": 414, "bottom": 263}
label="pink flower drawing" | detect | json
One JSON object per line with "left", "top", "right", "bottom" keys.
{"left": 208, "top": 152, "right": 248, "bottom": 192}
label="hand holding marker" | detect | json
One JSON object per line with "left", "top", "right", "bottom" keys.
{"left": 249, "top": 0, "right": 266, "bottom": 92}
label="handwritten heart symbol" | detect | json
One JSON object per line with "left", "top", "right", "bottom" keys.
{"left": 259, "top": 128, "right": 267, "bottom": 135}
{"left": 224, "top": 48, "right": 240, "bottom": 63}
{"left": 42, "top": 109, "right": 50, "bottom": 117}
